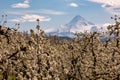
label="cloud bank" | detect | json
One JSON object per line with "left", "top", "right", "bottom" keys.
{"left": 7, "top": 9, "right": 66, "bottom": 15}
{"left": 69, "top": 3, "right": 78, "bottom": 7}
{"left": 88, "top": 0, "right": 120, "bottom": 14}
{"left": 10, "top": 14, "right": 51, "bottom": 23}
{"left": 11, "top": 0, "right": 30, "bottom": 8}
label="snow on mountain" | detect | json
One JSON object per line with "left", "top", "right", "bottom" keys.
{"left": 46, "top": 15, "right": 98, "bottom": 37}
{"left": 58, "top": 15, "right": 95, "bottom": 33}
{"left": 44, "top": 28, "right": 58, "bottom": 33}
{"left": 90, "top": 26, "right": 98, "bottom": 32}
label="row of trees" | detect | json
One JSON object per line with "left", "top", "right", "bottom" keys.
{"left": 0, "top": 15, "right": 120, "bottom": 80}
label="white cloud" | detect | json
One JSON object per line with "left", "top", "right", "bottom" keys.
{"left": 10, "top": 19, "right": 21, "bottom": 23}
{"left": 39, "top": 9, "right": 66, "bottom": 15}
{"left": 95, "top": 23, "right": 113, "bottom": 32}
{"left": 11, "top": 0, "right": 30, "bottom": 8}
{"left": 88, "top": 0, "right": 120, "bottom": 6}
{"left": 7, "top": 9, "right": 66, "bottom": 15}
{"left": 10, "top": 14, "right": 51, "bottom": 23}
{"left": 44, "top": 28, "right": 58, "bottom": 33}
{"left": 24, "top": 0, "right": 29, "bottom": 4}
{"left": 88, "top": 0, "right": 120, "bottom": 14}
{"left": 102, "top": 23, "right": 112, "bottom": 31}
{"left": 7, "top": 11, "right": 25, "bottom": 15}
{"left": 69, "top": 3, "right": 78, "bottom": 7}
{"left": 103, "top": 23, "right": 112, "bottom": 27}
{"left": 11, "top": 3, "right": 30, "bottom": 8}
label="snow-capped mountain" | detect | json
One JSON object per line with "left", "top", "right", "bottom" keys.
{"left": 46, "top": 15, "right": 97, "bottom": 37}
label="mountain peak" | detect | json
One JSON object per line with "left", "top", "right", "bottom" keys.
{"left": 66, "top": 15, "right": 94, "bottom": 27}
{"left": 74, "top": 15, "right": 85, "bottom": 20}
{"left": 70, "top": 15, "right": 85, "bottom": 23}
{"left": 46, "top": 15, "right": 97, "bottom": 37}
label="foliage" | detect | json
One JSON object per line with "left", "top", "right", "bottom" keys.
{"left": 0, "top": 15, "right": 120, "bottom": 80}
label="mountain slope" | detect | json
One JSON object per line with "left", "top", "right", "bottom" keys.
{"left": 46, "top": 15, "right": 97, "bottom": 37}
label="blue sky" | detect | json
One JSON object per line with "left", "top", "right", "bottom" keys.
{"left": 0, "top": 0, "right": 119, "bottom": 31}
